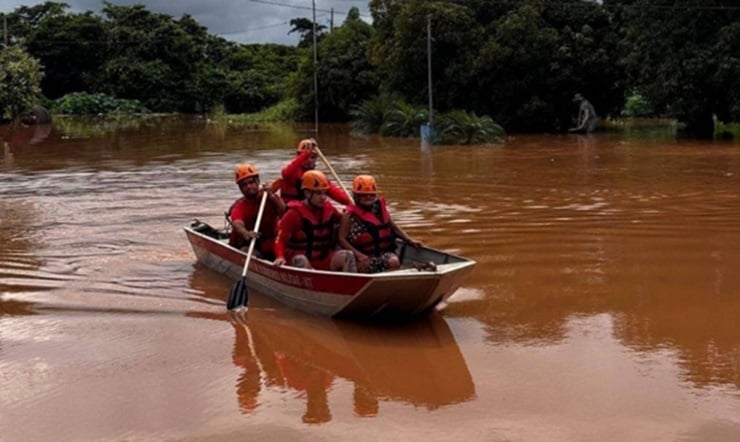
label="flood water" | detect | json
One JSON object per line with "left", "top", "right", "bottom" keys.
{"left": 2, "top": 117, "right": 740, "bottom": 441}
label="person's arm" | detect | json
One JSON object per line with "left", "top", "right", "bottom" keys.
{"left": 338, "top": 213, "right": 366, "bottom": 257}
{"left": 263, "top": 185, "right": 286, "bottom": 215}
{"left": 273, "top": 209, "right": 299, "bottom": 266}
{"left": 390, "top": 219, "right": 421, "bottom": 248}
{"left": 328, "top": 180, "right": 352, "bottom": 205}
{"left": 338, "top": 212, "right": 370, "bottom": 272}
{"left": 282, "top": 149, "right": 312, "bottom": 180}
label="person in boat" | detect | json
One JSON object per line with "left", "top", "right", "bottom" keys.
{"left": 337, "top": 175, "right": 421, "bottom": 273}
{"left": 569, "top": 93, "right": 599, "bottom": 133}
{"left": 228, "top": 163, "right": 286, "bottom": 260}
{"left": 278, "top": 138, "right": 351, "bottom": 205}
{"left": 273, "top": 170, "right": 356, "bottom": 272}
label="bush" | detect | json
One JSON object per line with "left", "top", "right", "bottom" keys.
{"left": 350, "top": 94, "right": 396, "bottom": 135}
{"left": 623, "top": 92, "right": 654, "bottom": 118}
{"left": 209, "top": 98, "right": 299, "bottom": 123}
{"left": 437, "top": 110, "right": 506, "bottom": 144}
{"left": 0, "top": 45, "right": 43, "bottom": 122}
{"left": 52, "top": 92, "right": 148, "bottom": 115}
{"left": 350, "top": 95, "right": 505, "bottom": 144}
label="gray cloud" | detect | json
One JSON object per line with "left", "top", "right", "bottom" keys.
{"left": 1, "top": 0, "right": 371, "bottom": 45}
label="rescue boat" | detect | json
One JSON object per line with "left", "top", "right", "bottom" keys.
{"left": 184, "top": 220, "right": 476, "bottom": 320}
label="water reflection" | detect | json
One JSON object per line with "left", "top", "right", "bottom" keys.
{"left": 188, "top": 265, "right": 475, "bottom": 423}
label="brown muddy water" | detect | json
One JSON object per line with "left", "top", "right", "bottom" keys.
{"left": 2, "top": 117, "right": 740, "bottom": 441}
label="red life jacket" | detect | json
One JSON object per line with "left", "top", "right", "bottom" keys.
{"left": 346, "top": 198, "right": 396, "bottom": 256}
{"left": 286, "top": 201, "right": 337, "bottom": 261}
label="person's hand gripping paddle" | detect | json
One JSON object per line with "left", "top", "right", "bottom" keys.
{"left": 227, "top": 190, "right": 268, "bottom": 310}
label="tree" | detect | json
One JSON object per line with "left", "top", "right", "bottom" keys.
{"left": 99, "top": 3, "right": 219, "bottom": 111}
{"left": 1, "top": 1, "right": 68, "bottom": 44}
{"left": 368, "top": 0, "right": 623, "bottom": 132}
{"left": 0, "top": 45, "right": 43, "bottom": 122}
{"left": 289, "top": 17, "right": 327, "bottom": 48}
{"left": 369, "top": 1, "right": 483, "bottom": 113}
{"left": 620, "top": 0, "right": 740, "bottom": 137}
{"left": 221, "top": 43, "right": 301, "bottom": 113}
{"left": 292, "top": 7, "right": 380, "bottom": 121}
{"left": 25, "top": 10, "right": 108, "bottom": 99}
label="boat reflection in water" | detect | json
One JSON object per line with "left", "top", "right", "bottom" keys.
{"left": 238, "top": 306, "right": 474, "bottom": 422}
{"left": 188, "top": 267, "right": 475, "bottom": 423}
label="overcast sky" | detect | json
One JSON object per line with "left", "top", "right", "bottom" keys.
{"left": 1, "top": 0, "right": 371, "bottom": 45}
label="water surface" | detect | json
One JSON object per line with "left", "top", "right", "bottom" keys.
{"left": 2, "top": 118, "right": 739, "bottom": 441}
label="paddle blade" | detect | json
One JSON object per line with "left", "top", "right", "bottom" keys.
{"left": 227, "top": 277, "right": 249, "bottom": 310}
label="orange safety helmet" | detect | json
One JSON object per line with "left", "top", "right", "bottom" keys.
{"left": 234, "top": 163, "right": 259, "bottom": 183}
{"left": 352, "top": 175, "right": 378, "bottom": 194}
{"left": 301, "top": 170, "right": 330, "bottom": 191}
{"left": 296, "top": 138, "right": 318, "bottom": 153}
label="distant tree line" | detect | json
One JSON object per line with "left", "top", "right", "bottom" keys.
{"left": 2, "top": 0, "right": 739, "bottom": 138}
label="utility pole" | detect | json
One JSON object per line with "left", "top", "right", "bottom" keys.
{"left": 427, "top": 15, "right": 433, "bottom": 128}
{"left": 312, "top": 0, "right": 319, "bottom": 134}
{"left": 330, "top": 8, "right": 334, "bottom": 32}
{"left": 3, "top": 15, "right": 8, "bottom": 46}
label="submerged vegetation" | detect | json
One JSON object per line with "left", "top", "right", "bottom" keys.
{"left": 51, "top": 92, "right": 148, "bottom": 116}
{"left": 351, "top": 96, "right": 505, "bottom": 144}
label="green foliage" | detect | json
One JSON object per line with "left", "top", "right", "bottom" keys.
{"left": 620, "top": 0, "right": 740, "bottom": 137}
{"left": 350, "top": 94, "right": 396, "bottom": 134}
{"left": 383, "top": 101, "right": 428, "bottom": 137}
{"left": 291, "top": 7, "right": 380, "bottom": 122}
{"left": 210, "top": 98, "right": 299, "bottom": 123}
{"left": 622, "top": 92, "right": 654, "bottom": 118}
{"left": 220, "top": 44, "right": 300, "bottom": 113}
{"left": 369, "top": 0, "right": 624, "bottom": 132}
{"left": 0, "top": 45, "right": 43, "bottom": 122}
{"left": 350, "top": 95, "right": 504, "bottom": 144}
{"left": 52, "top": 92, "right": 148, "bottom": 115}
{"left": 437, "top": 110, "right": 506, "bottom": 144}
{"left": 25, "top": 10, "right": 108, "bottom": 99}
{"left": 289, "top": 17, "right": 327, "bottom": 48}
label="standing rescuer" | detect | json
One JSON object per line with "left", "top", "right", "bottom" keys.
{"left": 273, "top": 170, "right": 356, "bottom": 272}
{"left": 338, "top": 175, "right": 421, "bottom": 273}
{"left": 228, "top": 163, "right": 285, "bottom": 260}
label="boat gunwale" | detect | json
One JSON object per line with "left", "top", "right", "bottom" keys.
{"left": 183, "top": 225, "right": 476, "bottom": 281}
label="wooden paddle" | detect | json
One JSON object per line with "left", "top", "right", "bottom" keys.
{"left": 227, "top": 190, "right": 269, "bottom": 310}
{"left": 315, "top": 147, "right": 355, "bottom": 205}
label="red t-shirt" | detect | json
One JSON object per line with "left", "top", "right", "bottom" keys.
{"left": 228, "top": 192, "right": 280, "bottom": 257}
{"left": 280, "top": 151, "right": 351, "bottom": 205}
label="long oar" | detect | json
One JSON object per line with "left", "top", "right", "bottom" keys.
{"left": 315, "top": 147, "right": 355, "bottom": 205}
{"left": 227, "top": 190, "right": 268, "bottom": 310}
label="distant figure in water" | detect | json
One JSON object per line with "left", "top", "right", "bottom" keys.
{"left": 569, "top": 93, "right": 598, "bottom": 134}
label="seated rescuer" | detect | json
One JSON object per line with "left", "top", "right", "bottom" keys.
{"left": 228, "top": 163, "right": 286, "bottom": 260}
{"left": 279, "top": 138, "right": 352, "bottom": 205}
{"left": 338, "top": 175, "right": 421, "bottom": 273}
{"left": 273, "top": 170, "right": 356, "bottom": 272}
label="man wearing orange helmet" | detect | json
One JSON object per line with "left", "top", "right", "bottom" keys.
{"left": 338, "top": 175, "right": 421, "bottom": 273}
{"left": 273, "top": 170, "right": 356, "bottom": 272}
{"left": 228, "top": 163, "right": 286, "bottom": 259}
{"left": 278, "top": 138, "right": 352, "bottom": 205}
